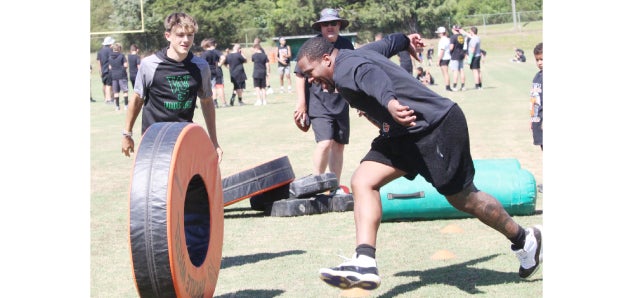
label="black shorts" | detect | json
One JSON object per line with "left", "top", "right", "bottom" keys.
{"left": 361, "top": 104, "right": 475, "bottom": 196}
{"left": 439, "top": 59, "right": 450, "bottom": 66}
{"left": 310, "top": 116, "right": 350, "bottom": 144}
{"left": 531, "top": 120, "right": 543, "bottom": 146}
{"left": 101, "top": 73, "right": 112, "bottom": 86}
{"left": 232, "top": 80, "right": 246, "bottom": 91}
{"left": 214, "top": 75, "right": 223, "bottom": 85}
{"left": 470, "top": 56, "right": 481, "bottom": 70}
{"left": 130, "top": 74, "right": 137, "bottom": 88}
{"left": 253, "top": 78, "right": 266, "bottom": 88}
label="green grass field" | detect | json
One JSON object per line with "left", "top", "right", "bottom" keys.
{"left": 91, "top": 22, "right": 543, "bottom": 297}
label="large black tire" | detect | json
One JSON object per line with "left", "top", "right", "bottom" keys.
{"left": 129, "top": 122, "right": 223, "bottom": 298}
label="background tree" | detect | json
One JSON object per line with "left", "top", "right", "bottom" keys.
{"left": 90, "top": 0, "right": 542, "bottom": 53}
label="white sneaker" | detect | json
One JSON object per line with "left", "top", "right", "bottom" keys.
{"left": 319, "top": 253, "right": 381, "bottom": 290}
{"left": 254, "top": 100, "right": 262, "bottom": 106}
{"left": 287, "top": 86, "right": 292, "bottom": 92}
{"left": 513, "top": 225, "right": 543, "bottom": 278}
{"left": 262, "top": 100, "right": 267, "bottom": 105}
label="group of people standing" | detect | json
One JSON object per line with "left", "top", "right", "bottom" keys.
{"left": 435, "top": 25, "right": 484, "bottom": 92}
{"left": 198, "top": 35, "right": 294, "bottom": 107}
{"left": 96, "top": 37, "right": 141, "bottom": 110}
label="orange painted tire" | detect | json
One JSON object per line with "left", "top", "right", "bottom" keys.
{"left": 129, "top": 122, "right": 223, "bottom": 298}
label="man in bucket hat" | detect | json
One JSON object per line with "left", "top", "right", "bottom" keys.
{"left": 97, "top": 36, "right": 115, "bottom": 104}
{"left": 294, "top": 8, "right": 353, "bottom": 194}
{"left": 310, "top": 8, "right": 350, "bottom": 31}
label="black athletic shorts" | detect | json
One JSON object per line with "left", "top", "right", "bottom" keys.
{"left": 232, "top": 80, "right": 246, "bottom": 91}
{"left": 253, "top": 78, "right": 266, "bottom": 88}
{"left": 439, "top": 59, "right": 450, "bottom": 66}
{"left": 361, "top": 104, "right": 475, "bottom": 196}
{"left": 101, "top": 72, "right": 112, "bottom": 86}
{"left": 310, "top": 116, "right": 350, "bottom": 144}
{"left": 532, "top": 119, "right": 543, "bottom": 146}
{"left": 470, "top": 56, "right": 481, "bottom": 70}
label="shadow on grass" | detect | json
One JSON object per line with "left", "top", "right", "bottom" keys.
{"left": 223, "top": 207, "right": 267, "bottom": 219}
{"left": 377, "top": 254, "right": 542, "bottom": 297}
{"left": 214, "top": 289, "right": 284, "bottom": 298}
{"left": 221, "top": 249, "right": 306, "bottom": 269}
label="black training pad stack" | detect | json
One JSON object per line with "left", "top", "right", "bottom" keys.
{"left": 249, "top": 183, "right": 290, "bottom": 212}
{"left": 288, "top": 173, "right": 338, "bottom": 198}
{"left": 330, "top": 193, "right": 354, "bottom": 212}
{"left": 264, "top": 173, "right": 354, "bottom": 217}
{"left": 269, "top": 194, "right": 332, "bottom": 217}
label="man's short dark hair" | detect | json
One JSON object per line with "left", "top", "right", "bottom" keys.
{"left": 297, "top": 36, "right": 335, "bottom": 63}
{"left": 534, "top": 42, "right": 543, "bottom": 55}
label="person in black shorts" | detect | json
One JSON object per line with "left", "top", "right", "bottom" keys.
{"left": 296, "top": 32, "right": 543, "bottom": 290}
{"left": 97, "top": 36, "right": 115, "bottom": 104}
{"left": 293, "top": 8, "right": 354, "bottom": 190}
{"left": 225, "top": 43, "right": 248, "bottom": 106}
{"left": 127, "top": 44, "right": 141, "bottom": 89}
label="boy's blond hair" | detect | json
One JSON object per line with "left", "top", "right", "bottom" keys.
{"left": 112, "top": 42, "right": 122, "bottom": 52}
{"left": 164, "top": 12, "right": 198, "bottom": 34}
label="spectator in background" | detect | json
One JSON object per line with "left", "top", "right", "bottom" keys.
{"left": 530, "top": 42, "right": 543, "bottom": 151}
{"left": 274, "top": 37, "right": 292, "bottom": 93}
{"left": 201, "top": 38, "right": 228, "bottom": 108}
{"left": 251, "top": 43, "right": 270, "bottom": 106}
{"left": 435, "top": 26, "right": 452, "bottom": 92}
{"left": 225, "top": 43, "right": 248, "bottom": 106}
{"left": 466, "top": 26, "right": 483, "bottom": 90}
{"left": 427, "top": 47, "right": 434, "bottom": 66}
{"left": 449, "top": 25, "right": 466, "bottom": 91}
{"left": 215, "top": 51, "right": 228, "bottom": 108}
{"left": 97, "top": 36, "right": 115, "bottom": 104}
{"left": 415, "top": 66, "right": 434, "bottom": 85}
{"left": 253, "top": 37, "right": 273, "bottom": 94}
{"left": 109, "top": 42, "right": 129, "bottom": 111}
{"left": 529, "top": 42, "right": 543, "bottom": 192}
{"left": 293, "top": 8, "right": 354, "bottom": 192}
{"left": 128, "top": 44, "right": 141, "bottom": 89}
{"left": 513, "top": 48, "right": 526, "bottom": 62}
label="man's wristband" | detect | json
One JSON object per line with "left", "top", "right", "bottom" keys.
{"left": 122, "top": 130, "right": 133, "bottom": 137}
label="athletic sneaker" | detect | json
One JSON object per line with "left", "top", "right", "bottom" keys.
{"left": 513, "top": 225, "right": 543, "bottom": 278}
{"left": 319, "top": 253, "right": 381, "bottom": 290}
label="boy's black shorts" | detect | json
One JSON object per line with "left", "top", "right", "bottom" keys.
{"left": 361, "top": 104, "right": 475, "bottom": 196}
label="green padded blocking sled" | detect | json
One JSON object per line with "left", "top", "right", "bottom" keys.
{"left": 380, "top": 159, "right": 537, "bottom": 222}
